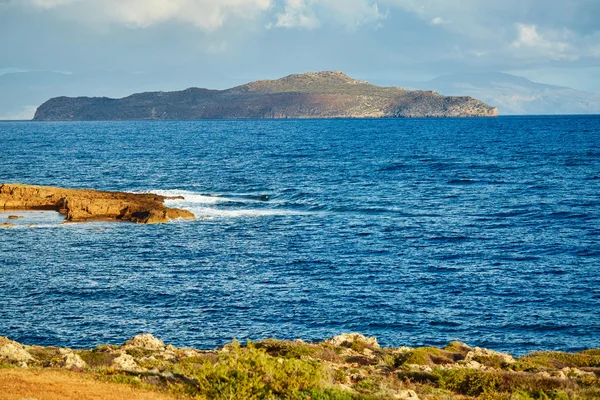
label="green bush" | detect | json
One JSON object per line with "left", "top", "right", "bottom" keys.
{"left": 77, "top": 350, "right": 118, "bottom": 368}
{"left": 516, "top": 352, "right": 600, "bottom": 370}
{"left": 171, "top": 340, "right": 325, "bottom": 399}
{"left": 398, "top": 347, "right": 455, "bottom": 366}
{"left": 434, "top": 368, "right": 501, "bottom": 396}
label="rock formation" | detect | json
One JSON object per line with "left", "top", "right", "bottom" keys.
{"left": 0, "top": 183, "right": 195, "bottom": 224}
{"left": 33, "top": 71, "right": 498, "bottom": 120}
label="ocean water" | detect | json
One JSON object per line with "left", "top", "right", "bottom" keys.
{"left": 0, "top": 116, "right": 599, "bottom": 355}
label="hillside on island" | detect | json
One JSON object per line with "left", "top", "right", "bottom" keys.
{"left": 33, "top": 71, "right": 498, "bottom": 120}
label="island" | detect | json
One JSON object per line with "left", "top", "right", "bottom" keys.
{"left": 33, "top": 71, "right": 498, "bottom": 121}
{"left": 0, "top": 183, "right": 194, "bottom": 224}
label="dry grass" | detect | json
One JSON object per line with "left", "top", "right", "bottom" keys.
{"left": 0, "top": 369, "right": 178, "bottom": 400}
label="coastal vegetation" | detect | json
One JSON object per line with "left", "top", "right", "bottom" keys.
{"left": 1, "top": 333, "right": 599, "bottom": 399}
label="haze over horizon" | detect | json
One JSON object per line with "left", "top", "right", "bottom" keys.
{"left": 1, "top": 0, "right": 600, "bottom": 118}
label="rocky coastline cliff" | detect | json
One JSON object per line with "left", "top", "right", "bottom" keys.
{"left": 1, "top": 333, "right": 599, "bottom": 399}
{"left": 0, "top": 183, "right": 194, "bottom": 224}
{"left": 33, "top": 71, "right": 498, "bottom": 121}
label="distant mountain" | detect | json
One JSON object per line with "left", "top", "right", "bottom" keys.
{"left": 408, "top": 72, "right": 600, "bottom": 115}
{"left": 33, "top": 71, "right": 497, "bottom": 121}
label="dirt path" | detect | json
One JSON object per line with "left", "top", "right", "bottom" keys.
{"left": 0, "top": 369, "right": 178, "bottom": 400}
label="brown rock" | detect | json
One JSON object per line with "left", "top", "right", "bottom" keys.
{"left": 0, "top": 183, "right": 195, "bottom": 224}
{"left": 7, "top": 215, "right": 22, "bottom": 219}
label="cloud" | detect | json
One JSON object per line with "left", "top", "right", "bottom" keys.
{"left": 22, "top": 0, "right": 273, "bottom": 31}
{"left": 511, "top": 24, "right": 570, "bottom": 57}
{"left": 271, "top": 0, "right": 320, "bottom": 29}
{"left": 18, "top": 0, "right": 387, "bottom": 31}
{"left": 6, "top": 0, "right": 600, "bottom": 68}
{"left": 510, "top": 23, "right": 592, "bottom": 61}
{"left": 270, "top": 0, "right": 385, "bottom": 30}
{"left": 429, "top": 17, "right": 448, "bottom": 25}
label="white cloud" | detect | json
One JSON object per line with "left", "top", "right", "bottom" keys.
{"left": 25, "top": 0, "right": 273, "bottom": 31}
{"left": 271, "top": 0, "right": 320, "bottom": 29}
{"left": 12, "top": 0, "right": 600, "bottom": 63}
{"left": 320, "top": 0, "right": 385, "bottom": 29}
{"left": 512, "top": 24, "right": 546, "bottom": 47}
{"left": 22, "top": 0, "right": 386, "bottom": 31}
{"left": 271, "top": 0, "right": 385, "bottom": 30}
{"left": 511, "top": 23, "right": 576, "bottom": 60}
{"left": 429, "top": 17, "right": 448, "bottom": 25}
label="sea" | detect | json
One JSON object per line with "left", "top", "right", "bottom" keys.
{"left": 0, "top": 116, "right": 599, "bottom": 355}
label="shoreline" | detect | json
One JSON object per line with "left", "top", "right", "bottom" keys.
{"left": 1, "top": 333, "right": 599, "bottom": 399}
{"left": 0, "top": 183, "right": 195, "bottom": 224}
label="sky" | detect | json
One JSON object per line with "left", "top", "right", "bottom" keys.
{"left": 1, "top": 0, "right": 599, "bottom": 95}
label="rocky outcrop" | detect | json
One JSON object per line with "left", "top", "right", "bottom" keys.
{"left": 327, "top": 332, "right": 380, "bottom": 350}
{"left": 111, "top": 352, "right": 146, "bottom": 373}
{"left": 33, "top": 71, "right": 498, "bottom": 120}
{"left": 123, "top": 334, "right": 166, "bottom": 351}
{"left": 0, "top": 183, "right": 195, "bottom": 224}
{"left": 55, "top": 350, "right": 87, "bottom": 369}
{"left": 0, "top": 337, "right": 34, "bottom": 366}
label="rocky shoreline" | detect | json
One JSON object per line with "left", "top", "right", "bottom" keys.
{"left": 0, "top": 183, "right": 194, "bottom": 224}
{"left": 1, "top": 333, "right": 599, "bottom": 399}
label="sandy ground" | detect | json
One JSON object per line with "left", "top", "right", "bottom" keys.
{"left": 0, "top": 369, "right": 177, "bottom": 400}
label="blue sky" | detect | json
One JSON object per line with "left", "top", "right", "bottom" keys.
{"left": 1, "top": 0, "right": 599, "bottom": 92}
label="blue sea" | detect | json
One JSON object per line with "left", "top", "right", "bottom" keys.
{"left": 1, "top": 116, "right": 599, "bottom": 355}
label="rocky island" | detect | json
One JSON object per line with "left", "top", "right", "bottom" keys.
{"left": 1, "top": 333, "right": 599, "bottom": 399}
{"left": 33, "top": 71, "right": 498, "bottom": 120}
{"left": 0, "top": 183, "right": 194, "bottom": 224}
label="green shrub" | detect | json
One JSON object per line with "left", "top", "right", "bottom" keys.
{"left": 255, "top": 339, "right": 339, "bottom": 362}
{"left": 171, "top": 340, "right": 325, "bottom": 399}
{"left": 77, "top": 350, "right": 118, "bottom": 368}
{"left": 399, "top": 347, "right": 455, "bottom": 366}
{"left": 516, "top": 352, "right": 600, "bottom": 370}
{"left": 434, "top": 368, "right": 501, "bottom": 396}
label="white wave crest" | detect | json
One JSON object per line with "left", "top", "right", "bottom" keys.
{"left": 185, "top": 207, "right": 308, "bottom": 218}
{"left": 149, "top": 190, "right": 311, "bottom": 219}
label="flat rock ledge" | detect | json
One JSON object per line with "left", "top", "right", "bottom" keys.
{"left": 0, "top": 183, "right": 195, "bottom": 224}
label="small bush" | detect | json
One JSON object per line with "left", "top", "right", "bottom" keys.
{"left": 399, "top": 347, "right": 455, "bottom": 366}
{"left": 516, "top": 352, "right": 600, "bottom": 370}
{"left": 255, "top": 339, "right": 339, "bottom": 362}
{"left": 27, "top": 346, "right": 61, "bottom": 365}
{"left": 472, "top": 353, "right": 511, "bottom": 369}
{"left": 434, "top": 368, "right": 501, "bottom": 396}
{"left": 77, "top": 350, "right": 118, "bottom": 368}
